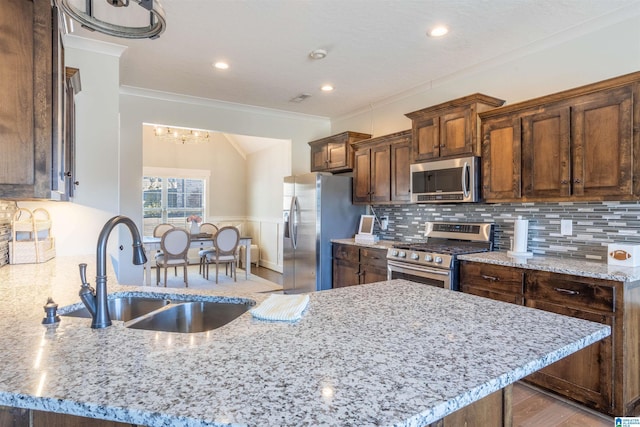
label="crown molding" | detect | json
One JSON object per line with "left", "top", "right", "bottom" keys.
{"left": 62, "top": 34, "right": 127, "bottom": 57}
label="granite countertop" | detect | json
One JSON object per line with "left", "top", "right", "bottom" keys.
{"left": 458, "top": 251, "right": 640, "bottom": 282}
{"left": 0, "top": 256, "right": 609, "bottom": 426}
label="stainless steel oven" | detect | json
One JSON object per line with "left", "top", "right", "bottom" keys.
{"left": 387, "top": 222, "right": 494, "bottom": 290}
{"left": 387, "top": 259, "right": 452, "bottom": 289}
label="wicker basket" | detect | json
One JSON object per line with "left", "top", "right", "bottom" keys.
{"left": 10, "top": 208, "right": 56, "bottom": 264}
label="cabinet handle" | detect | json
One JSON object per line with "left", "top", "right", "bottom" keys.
{"left": 574, "top": 179, "right": 582, "bottom": 184}
{"left": 561, "top": 180, "right": 568, "bottom": 184}
{"left": 481, "top": 274, "right": 499, "bottom": 281}
{"left": 554, "top": 287, "right": 580, "bottom": 296}
{"left": 64, "top": 171, "right": 72, "bottom": 177}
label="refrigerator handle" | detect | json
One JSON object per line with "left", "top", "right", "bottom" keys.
{"left": 290, "top": 196, "right": 300, "bottom": 249}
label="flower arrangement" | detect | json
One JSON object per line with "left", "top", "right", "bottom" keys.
{"left": 187, "top": 215, "right": 202, "bottom": 224}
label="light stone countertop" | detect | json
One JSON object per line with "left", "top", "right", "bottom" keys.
{"left": 458, "top": 251, "right": 640, "bottom": 282}
{"left": 0, "top": 255, "right": 610, "bottom": 426}
{"left": 331, "top": 238, "right": 398, "bottom": 249}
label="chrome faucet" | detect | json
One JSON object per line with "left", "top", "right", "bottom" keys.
{"left": 78, "top": 216, "right": 147, "bottom": 328}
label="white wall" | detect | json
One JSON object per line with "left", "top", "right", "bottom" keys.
{"left": 332, "top": 13, "right": 640, "bottom": 136}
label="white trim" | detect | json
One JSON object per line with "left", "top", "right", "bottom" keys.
{"left": 62, "top": 34, "right": 127, "bottom": 57}
{"left": 120, "top": 85, "right": 329, "bottom": 121}
{"left": 143, "top": 167, "right": 210, "bottom": 179}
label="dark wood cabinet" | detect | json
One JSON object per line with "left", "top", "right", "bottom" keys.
{"left": 524, "top": 271, "right": 615, "bottom": 413}
{"left": 480, "top": 72, "right": 640, "bottom": 203}
{"left": 0, "top": 0, "right": 53, "bottom": 199}
{"left": 352, "top": 130, "right": 411, "bottom": 204}
{"left": 308, "top": 131, "right": 371, "bottom": 173}
{"left": 0, "top": 405, "right": 129, "bottom": 427}
{"left": 459, "top": 260, "right": 640, "bottom": 417}
{"left": 333, "top": 243, "right": 387, "bottom": 287}
{"left": 405, "top": 94, "right": 504, "bottom": 163}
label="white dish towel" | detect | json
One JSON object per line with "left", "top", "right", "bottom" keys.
{"left": 250, "top": 294, "right": 310, "bottom": 322}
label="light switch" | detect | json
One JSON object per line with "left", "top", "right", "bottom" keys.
{"left": 561, "top": 219, "right": 572, "bottom": 236}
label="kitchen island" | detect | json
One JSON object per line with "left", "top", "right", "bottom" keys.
{"left": 0, "top": 256, "right": 610, "bottom": 426}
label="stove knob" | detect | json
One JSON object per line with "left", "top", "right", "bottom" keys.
{"left": 434, "top": 256, "right": 443, "bottom": 264}
{"left": 398, "top": 251, "right": 406, "bottom": 258}
{"left": 424, "top": 254, "right": 433, "bottom": 262}
{"left": 391, "top": 250, "right": 399, "bottom": 257}
{"left": 411, "top": 253, "right": 419, "bottom": 260}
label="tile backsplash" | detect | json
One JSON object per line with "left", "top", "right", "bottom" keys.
{"left": 371, "top": 201, "right": 640, "bottom": 262}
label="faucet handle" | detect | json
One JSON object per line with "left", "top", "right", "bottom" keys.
{"left": 79, "top": 263, "right": 89, "bottom": 287}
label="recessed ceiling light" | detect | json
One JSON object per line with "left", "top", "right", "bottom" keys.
{"left": 214, "top": 61, "right": 229, "bottom": 70}
{"left": 309, "top": 49, "right": 328, "bottom": 60}
{"left": 427, "top": 25, "right": 449, "bottom": 37}
{"left": 321, "top": 84, "right": 334, "bottom": 92}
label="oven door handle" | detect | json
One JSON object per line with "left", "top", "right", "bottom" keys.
{"left": 387, "top": 260, "right": 450, "bottom": 276}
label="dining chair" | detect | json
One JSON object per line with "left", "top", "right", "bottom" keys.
{"left": 155, "top": 228, "right": 191, "bottom": 287}
{"left": 152, "top": 223, "right": 177, "bottom": 275}
{"left": 205, "top": 226, "right": 239, "bottom": 283}
{"left": 198, "top": 223, "right": 218, "bottom": 275}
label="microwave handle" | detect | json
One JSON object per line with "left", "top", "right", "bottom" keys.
{"left": 462, "top": 161, "right": 470, "bottom": 199}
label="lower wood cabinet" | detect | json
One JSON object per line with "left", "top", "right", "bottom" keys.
{"left": 333, "top": 243, "right": 387, "bottom": 287}
{"left": 459, "top": 261, "right": 640, "bottom": 417}
{"left": 0, "top": 405, "right": 131, "bottom": 427}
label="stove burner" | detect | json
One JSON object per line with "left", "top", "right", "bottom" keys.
{"left": 392, "top": 243, "right": 490, "bottom": 256}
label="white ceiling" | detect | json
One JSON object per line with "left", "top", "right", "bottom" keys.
{"left": 66, "top": 1, "right": 638, "bottom": 122}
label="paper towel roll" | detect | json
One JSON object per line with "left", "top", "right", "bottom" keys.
{"left": 508, "top": 216, "right": 533, "bottom": 257}
{"left": 513, "top": 218, "right": 529, "bottom": 253}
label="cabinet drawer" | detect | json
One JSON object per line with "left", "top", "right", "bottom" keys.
{"left": 360, "top": 247, "right": 387, "bottom": 269}
{"left": 525, "top": 271, "right": 615, "bottom": 313}
{"left": 333, "top": 244, "right": 359, "bottom": 263}
{"left": 460, "top": 262, "right": 524, "bottom": 296}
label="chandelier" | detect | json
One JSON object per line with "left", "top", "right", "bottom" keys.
{"left": 58, "top": 0, "right": 166, "bottom": 39}
{"left": 154, "top": 126, "right": 211, "bottom": 145}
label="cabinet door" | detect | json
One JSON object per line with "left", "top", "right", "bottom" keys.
{"left": 310, "top": 143, "right": 328, "bottom": 172}
{"left": 326, "top": 141, "right": 348, "bottom": 170}
{"left": 391, "top": 140, "right": 411, "bottom": 202}
{"left": 524, "top": 300, "right": 614, "bottom": 414}
{"left": 412, "top": 116, "right": 440, "bottom": 161}
{"left": 440, "top": 108, "right": 472, "bottom": 158}
{"left": 370, "top": 145, "right": 391, "bottom": 203}
{"left": 571, "top": 86, "right": 634, "bottom": 198}
{"left": 352, "top": 149, "right": 372, "bottom": 203}
{"left": 333, "top": 259, "right": 361, "bottom": 288}
{"left": 0, "top": 0, "right": 52, "bottom": 198}
{"left": 481, "top": 116, "right": 522, "bottom": 201}
{"left": 522, "top": 107, "right": 571, "bottom": 198}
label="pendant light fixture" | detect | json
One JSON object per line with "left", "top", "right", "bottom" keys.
{"left": 58, "top": 0, "right": 166, "bottom": 39}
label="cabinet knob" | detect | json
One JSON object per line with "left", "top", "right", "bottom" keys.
{"left": 574, "top": 179, "right": 582, "bottom": 184}
{"left": 64, "top": 171, "right": 72, "bottom": 177}
{"left": 74, "top": 181, "right": 80, "bottom": 186}
{"left": 561, "top": 180, "right": 568, "bottom": 184}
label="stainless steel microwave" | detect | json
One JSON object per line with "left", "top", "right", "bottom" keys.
{"left": 410, "top": 156, "right": 481, "bottom": 203}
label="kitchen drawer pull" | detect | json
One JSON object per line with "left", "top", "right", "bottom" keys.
{"left": 554, "top": 287, "right": 580, "bottom": 296}
{"left": 481, "top": 274, "right": 499, "bottom": 281}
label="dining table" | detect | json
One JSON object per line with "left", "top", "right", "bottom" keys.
{"left": 142, "top": 234, "right": 252, "bottom": 286}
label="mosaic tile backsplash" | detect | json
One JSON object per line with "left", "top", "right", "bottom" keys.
{"left": 371, "top": 201, "right": 640, "bottom": 262}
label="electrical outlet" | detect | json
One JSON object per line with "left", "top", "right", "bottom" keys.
{"left": 561, "top": 219, "right": 572, "bottom": 236}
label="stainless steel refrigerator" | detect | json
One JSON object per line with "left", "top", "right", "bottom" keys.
{"left": 283, "top": 173, "right": 365, "bottom": 294}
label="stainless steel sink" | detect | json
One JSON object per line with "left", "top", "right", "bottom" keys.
{"left": 62, "top": 297, "right": 171, "bottom": 322}
{"left": 125, "top": 301, "right": 253, "bottom": 333}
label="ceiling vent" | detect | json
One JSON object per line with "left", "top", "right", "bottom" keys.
{"left": 290, "top": 93, "right": 312, "bottom": 103}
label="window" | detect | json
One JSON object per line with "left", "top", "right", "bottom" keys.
{"left": 142, "top": 168, "right": 209, "bottom": 236}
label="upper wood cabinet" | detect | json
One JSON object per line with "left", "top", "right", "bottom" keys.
{"left": 352, "top": 130, "right": 411, "bottom": 204}
{"left": 308, "top": 131, "right": 371, "bottom": 173}
{"left": 405, "top": 94, "right": 505, "bottom": 163}
{"left": 480, "top": 72, "right": 640, "bottom": 203}
{"left": 0, "top": 0, "right": 54, "bottom": 199}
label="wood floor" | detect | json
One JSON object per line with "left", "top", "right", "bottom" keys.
{"left": 250, "top": 267, "right": 613, "bottom": 426}
{"left": 512, "top": 382, "right": 612, "bottom": 426}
